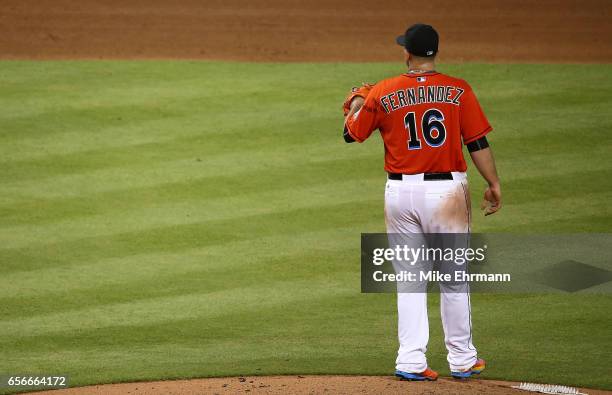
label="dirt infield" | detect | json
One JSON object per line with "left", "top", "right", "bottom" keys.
{"left": 1, "top": 0, "right": 611, "bottom": 62}
{"left": 23, "top": 376, "right": 612, "bottom": 395}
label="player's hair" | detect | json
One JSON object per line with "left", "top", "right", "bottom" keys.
{"left": 409, "top": 53, "right": 437, "bottom": 62}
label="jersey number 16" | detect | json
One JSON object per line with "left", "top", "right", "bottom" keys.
{"left": 404, "top": 108, "right": 446, "bottom": 150}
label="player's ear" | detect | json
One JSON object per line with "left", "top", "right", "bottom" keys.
{"left": 404, "top": 49, "right": 410, "bottom": 66}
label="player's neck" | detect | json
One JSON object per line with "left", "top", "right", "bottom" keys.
{"left": 407, "top": 62, "right": 436, "bottom": 74}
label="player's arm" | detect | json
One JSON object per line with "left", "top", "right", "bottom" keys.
{"left": 460, "top": 84, "right": 501, "bottom": 215}
{"left": 343, "top": 97, "right": 365, "bottom": 142}
{"left": 467, "top": 138, "right": 502, "bottom": 216}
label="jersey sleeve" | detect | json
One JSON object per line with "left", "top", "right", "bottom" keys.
{"left": 344, "top": 89, "right": 383, "bottom": 143}
{"left": 460, "top": 85, "right": 493, "bottom": 144}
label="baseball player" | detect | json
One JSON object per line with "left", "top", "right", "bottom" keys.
{"left": 342, "top": 24, "right": 501, "bottom": 381}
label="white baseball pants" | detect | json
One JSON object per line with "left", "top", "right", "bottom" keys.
{"left": 384, "top": 172, "right": 477, "bottom": 373}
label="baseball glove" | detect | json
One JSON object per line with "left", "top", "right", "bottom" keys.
{"left": 343, "top": 83, "right": 374, "bottom": 116}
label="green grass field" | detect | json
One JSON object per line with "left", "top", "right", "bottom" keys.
{"left": 0, "top": 61, "right": 611, "bottom": 393}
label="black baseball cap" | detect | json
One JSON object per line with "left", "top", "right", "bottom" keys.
{"left": 396, "top": 24, "right": 439, "bottom": 57}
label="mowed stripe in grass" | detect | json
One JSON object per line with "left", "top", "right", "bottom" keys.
{"left": 0, "top": 177, "right": 381, "bottom": 250}
{"left": 0, "top": 61, "right": 611, "bottom": 391}
{"left": 0, "top": 227, "right": 364, "bottom": 305}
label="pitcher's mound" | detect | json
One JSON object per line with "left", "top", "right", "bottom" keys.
{"left": 26, "top": 375, "right": 609, "bottom": 395}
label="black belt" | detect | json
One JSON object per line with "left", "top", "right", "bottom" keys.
{"left": 388, "top": 172, "right": 453, "bottom": 181}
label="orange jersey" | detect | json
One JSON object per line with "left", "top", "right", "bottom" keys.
{"left": 345, "top": 72, "right": 492, "bottom": 174}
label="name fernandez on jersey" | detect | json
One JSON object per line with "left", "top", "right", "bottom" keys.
{"left": 380, "top": 85, "right": 465, "bottom": 114}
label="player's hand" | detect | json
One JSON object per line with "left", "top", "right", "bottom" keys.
{"left": 346, "top": 96, "right": 365, "bottom": 120}
{"left": 481, "top": 183, "right": 502, "bottom": 216}
{"left": 342, "top": 83, "right": 374, "bottom": 116}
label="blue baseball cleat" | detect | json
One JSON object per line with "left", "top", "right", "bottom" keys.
{"left": 395, "top": 367, "right": 439, "bottom": 381}
{"left": 451, "top": 358, "right": 486, "bottom": 379}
